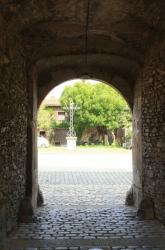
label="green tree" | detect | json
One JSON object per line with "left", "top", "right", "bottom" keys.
{"left": 37, "top": 105, "right": 56, "bottom": 131}
{"left": 60, "top": 81, "right": 132, "bottom": 143}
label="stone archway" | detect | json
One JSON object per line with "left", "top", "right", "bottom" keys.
{"left": 25, "top": 40, "right": 165, "bottom": 223}
{"left": 36, "top": 76, "right": 134, "bottom": 218}
{"left": 32, "top": 65, "right": 135, "bottom": 206}
{"left": 36, "top": 54, "right": 138, "bottom": 109}
{"left": 0, "top": 2, "right": 165, "bottom": 241}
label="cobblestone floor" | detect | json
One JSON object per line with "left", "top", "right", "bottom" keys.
{"left": 9, "top": 247, "right": 165, "bottom": 250}
{"left": 39, "top": 171, "right": 132, "bottom": 185}
{"left": 9, "top": 171, "right": 165, "bottom": 249}
{"left": 12, "top": 201, "right": 165, "bottom": 240}
{"left": 39, "top": 171, "right": 132, "bottom": 207}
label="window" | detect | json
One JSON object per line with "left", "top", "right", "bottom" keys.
{"left": 58, "top": 111, "right": 65, "bottom": 121}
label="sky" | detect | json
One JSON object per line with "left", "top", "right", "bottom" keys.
{"left": 45, "top": 79, "right": 98, "bottom": 99}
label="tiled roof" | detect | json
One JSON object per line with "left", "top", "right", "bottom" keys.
{"left": 43, "top": 97, "right": 61, "bottom": 107}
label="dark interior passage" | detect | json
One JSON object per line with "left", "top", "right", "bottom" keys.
{"left": 0, "top": 1, "right": 165, "bottom": 249}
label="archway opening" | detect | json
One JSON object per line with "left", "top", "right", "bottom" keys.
{"left": 37, "top": 79, "right": 133, "bottom": 210}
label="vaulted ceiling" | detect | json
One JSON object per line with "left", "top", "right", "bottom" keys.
{"left": 1, "top": 0, "right": 165, "bottom": 103}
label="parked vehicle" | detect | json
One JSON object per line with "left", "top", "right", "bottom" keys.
{"left": 37, "top": 136, "right": 49, "bottom": 148}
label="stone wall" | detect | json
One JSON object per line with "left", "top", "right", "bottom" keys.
{"left": 141, "top": 37, "right": 165, "bottom": 220}
{"left": 132, "top": 35, "right": 165, "bottom": 220}
{"left": 0, "top": 17, "right": 28, "bottom": 232}
{"left": 0, "top": 0, "right": 164, "bottom": 234}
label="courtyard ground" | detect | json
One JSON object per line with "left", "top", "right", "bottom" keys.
{"left": 8, "top": 147, "right": 165, "bottom": 249}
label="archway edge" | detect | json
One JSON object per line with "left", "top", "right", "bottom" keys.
{"left": 38, "top": 73, "right": 133, "bottom": 111}
{"left": 37, "top": 54, "right": 136, "bottom": 109}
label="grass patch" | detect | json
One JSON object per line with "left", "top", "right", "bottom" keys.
{"left": 38, "top": 144, "right": 130, "bottom": 153}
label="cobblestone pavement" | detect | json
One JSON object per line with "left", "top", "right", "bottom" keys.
{"left": 39, "top": 171, "right": 132, "bottom": 185}
{"left": 39, "top": 184, "right": 130, "bottom": 207}
{"left": 38, "top": 171, "right": 132, "bottom": 207}
{"left": 8, "top": 246, "right": 165, "bottom": 250}
{"left": 9, "top": 156, "right": 165, "bottom": 249}
{"left": 12, "top": 201, "right": 165, "bottom": 240}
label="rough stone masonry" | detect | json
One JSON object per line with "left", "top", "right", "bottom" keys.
{"left": 0, "top": 0, "right": 165, "bottom": 237}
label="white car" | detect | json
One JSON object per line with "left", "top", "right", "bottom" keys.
{"left": 37, "top": 136, "right": 49, "bottom": 148}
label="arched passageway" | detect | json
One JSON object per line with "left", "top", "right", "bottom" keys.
{"left": 34, "top": 74, "right": 135, "bottom": 204}
{"left": 10, "top": 80, "right": 165, "bottom": 249}
{"left": 0, "top": 1, "right": 165, "bottom": 249}
{"left": 37, "top": 79, "right": 133, "bottom": 205}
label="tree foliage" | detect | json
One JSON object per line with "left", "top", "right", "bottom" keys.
{"left": 37, "top": 104, "right": 69, "bottom": 131}
{"left": 60, "top": 81, "right": 132, "bottom": 138}
{"left": 37, "top": 105, "right": 56, "bottom": 130}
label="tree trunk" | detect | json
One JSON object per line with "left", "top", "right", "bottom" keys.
{"left": 112, "top": 131, "right": 116, "bottom": 144}
{"left": 97, "top": 126, "right": 109, "bottom": 145}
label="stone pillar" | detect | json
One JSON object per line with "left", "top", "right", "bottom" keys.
{"left": 140, "top": 37, "right": 165, "bottom": 220}
{"left": 129, "top": 36, "right": 165, "bottom": 220}
{"left": 132, "top": 79, "right": 143, "bottom": 207}
{"left": 26, "top": 119, "right": 38, "bottom": 207}
{"left": 19, "top": 68, "right": 38, "bottom": 221}
{"left": 125, "top": 79, "right": 143, "bottom": 207}
{"left": 0, "top": 202, "right": 7, "bottom": 250}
